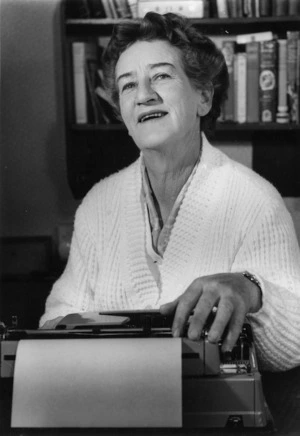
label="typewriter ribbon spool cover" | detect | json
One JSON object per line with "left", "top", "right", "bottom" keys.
{"left": 11, "top": 338, "right": 182, "bottom": 428}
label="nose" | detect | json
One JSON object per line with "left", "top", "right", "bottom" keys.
{"left": 136, "top": 79, "right": 158, "bottom": 105}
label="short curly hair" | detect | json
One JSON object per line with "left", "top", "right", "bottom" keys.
{"left": 102, "top": 12, "right": 229, "bottom": 136}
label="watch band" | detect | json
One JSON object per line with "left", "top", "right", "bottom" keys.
{"left": 242, "top": 271, "right": 262, "bottom": 291}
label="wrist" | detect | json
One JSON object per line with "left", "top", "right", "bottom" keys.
{"left": 242, "top": 271, "right": 262, "bottom": 313}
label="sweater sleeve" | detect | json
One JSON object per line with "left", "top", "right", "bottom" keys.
{"left": 39, "top": 197, "right": 99, "bottom": 327}
{"left": 232, "top": 196, "right": 300, "bottom": 372}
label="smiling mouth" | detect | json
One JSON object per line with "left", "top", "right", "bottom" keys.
{"left": 138, "top": 112, "right": 168, "bottom": 123}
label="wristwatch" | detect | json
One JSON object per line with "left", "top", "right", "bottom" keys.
{"left": 242, "top": 271, "right": 262, "bottom": 291}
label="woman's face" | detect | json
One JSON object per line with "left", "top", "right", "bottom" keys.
{"left": 115, "top": 40, "right": 211, "bottom": 152}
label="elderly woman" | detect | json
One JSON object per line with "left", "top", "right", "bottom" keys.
{"left": 40, "top": 12, "right": 300, "bottom": 371}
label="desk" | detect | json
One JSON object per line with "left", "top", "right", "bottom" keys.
{"left": 1, "top": 366, "right": 299, "bottom": 436}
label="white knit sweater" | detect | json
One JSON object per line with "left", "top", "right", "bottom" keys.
{"left": 40, "top": 138, "right": 300, "bottom": 371}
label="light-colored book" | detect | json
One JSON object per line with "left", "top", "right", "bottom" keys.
{"left": 72, "top": 42, "right": 87, "bottom": 124}
{"left": 237, "top": 32, "right": 274, "bottom": 44}
{"left": 234, "top": 52, "right": 247, "bottom": 123}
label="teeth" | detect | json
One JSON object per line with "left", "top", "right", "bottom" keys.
{"left": 140, "top": 112, "right": 166, "bottom": 123}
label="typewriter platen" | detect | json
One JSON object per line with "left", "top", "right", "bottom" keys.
{"left": 0, "top": 310, "right": 272, "bottom": 429}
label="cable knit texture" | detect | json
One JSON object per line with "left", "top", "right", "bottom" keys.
{"left": 40, "top": 137, "right": 300, "bottom": 372}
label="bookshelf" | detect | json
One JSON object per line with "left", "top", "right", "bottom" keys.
{"left": 61, "top": 2, "right": 300, "bottom": 199}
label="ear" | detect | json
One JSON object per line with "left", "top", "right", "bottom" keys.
{"left": 197, "top": 87, "right": 214, "bottom": 117}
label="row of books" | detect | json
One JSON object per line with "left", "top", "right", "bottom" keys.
{"left": 213, "top": 0, "right": 300, "bottom": 18}
{"left": 66, "top": 0, "right": 300, "bottom": 20}
{"left": 66, "top": 0, "right": 136, "bottom": 19}
{"left": 220, "top": 31, "right": 300, "bottom": 124}
{"left": 71, "top": 30, "right": 300, "bottom": 126}
{"left": 72, "top": 39, "right": 120, "bottom": 124}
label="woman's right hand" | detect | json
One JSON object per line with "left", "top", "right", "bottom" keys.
{"left": 40, "top": 316, "right": 64, "bottom": 330}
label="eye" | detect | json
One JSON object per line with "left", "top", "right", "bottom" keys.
{"left": 121, "top": 82, "right": 136, "bottom": 93}
{"left": 153, "top": 73, "right": 170, "bottom": 81}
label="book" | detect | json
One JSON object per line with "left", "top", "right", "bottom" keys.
{"left": 259, "top": 40, "right": 278, "bottom": 123}
{"left": 288, "top": 0, "right": 300, "bottom": 14}
{"left": 254, "top": 0, "right": 261, "bottom": 17}
{"left": 127, "top": 0, "right": 138, "bottom": 18}
{"left": 234, "top": 51, "right": 247, "bottom": 123}
{"left": 227, "top": 0, "right": 238, "bottom": 17}
{"left": 114, "top": 0, "right": 132, "bottom": 17}
{"left": 243, "top": 0, "right": 254, "bottom": 17}
{"left": 216, "top": 0, "right": 228, "bottom": 17}
{"left": 108, "top": 0, "right": 119, "bottom": 18}
{"left": 72, "top": 42, "right": 88, "bottom": 124}
{"left": 236, "top": 32, "right": 274, "bottom": 44}
{"left": 260, "top": 0, "right": 272, "bottom": 16}
{"left": 246, "top": 41, "right": 260, "bottom": 122}
{"left": 276, "top": 39, "right": 289, "bottom": 123}
{"left": 236, "top": 0, "right": 244, "bottom": 17}
{"left": 286, "top": 31, "right": 300, "bottom": 123}
{"left": 221, "top": 40, "right": 236, "bottom": 121}
{"left": 272, "top": 0, "right": 289, "bottom": 16}
{"left": 101, "top": 0, "right": 113, "bottom": 17}
{"left": 88, "top": 0, "right": 106, "bottom": 18}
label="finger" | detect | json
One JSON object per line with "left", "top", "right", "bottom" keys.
{"left": 159, "top": 298, "right": 179, "bottom": 315}
{"left": 221, "top": 310, "right": 246, "bottom": 352}
{"left": 188, "top": 294, "right": 218, "bottom": 340}
{"left": 172, "top": 281, "right": 203, "bottom": 337}
{"left": 207, "top": 297, "right": 235, "bottom": 344}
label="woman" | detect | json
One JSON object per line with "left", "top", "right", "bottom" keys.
{"left": 40, "top": 12, "right": 300, "bottom": 371}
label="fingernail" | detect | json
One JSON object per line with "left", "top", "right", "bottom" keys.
{"left": 208, "top": 333, "right": 219, "bottom": 343}
{"left": 188, "top": 330, "right": 199, "bottom": 340}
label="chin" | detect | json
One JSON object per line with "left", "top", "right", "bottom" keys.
{"left": 133, "top": 133, "right": 175, "bottom": 152}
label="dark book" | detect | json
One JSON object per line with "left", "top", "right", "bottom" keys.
{"left": 227, "top": 0, "right": 238, "bottom": 17}
{"left": 221, "top": 40, "right": 236, "bottom": 121}
{"left": 88, "top": 0, "right": 106, "bottom": 18}
{"left": 272, "top": 0, "right": 289, "bottom": 16}
{"left": 288, "top": 0, "right": 300, "bottom": 14}
{"left": 286, "top": 31, "right": 300, "bottom": 123}
{"left": 259, "top": 39, "right": 278, "bottom": 122}
{"left": 246, "top": 41, "right": 260, "bottom": 122}
{"left": 260, "top": 0, "right": 272, "bottom": 16}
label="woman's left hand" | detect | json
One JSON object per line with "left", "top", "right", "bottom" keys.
{"left": 160, "top": 272, "right": 262, "bottom": 352}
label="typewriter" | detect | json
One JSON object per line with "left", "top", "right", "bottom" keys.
{"left": 0, "top": 310, "right": 272, "bottom": 429}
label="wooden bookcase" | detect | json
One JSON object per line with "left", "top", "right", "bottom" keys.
{"left": 61, "top": 2, "right": 300, "bottom": 198}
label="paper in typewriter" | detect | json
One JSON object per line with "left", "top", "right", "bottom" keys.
{"left": 11, "top": 338, "right": 182, "bottom": 427}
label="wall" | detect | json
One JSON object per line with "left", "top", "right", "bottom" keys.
{"left": 1, "top": 0, "right": 300, "bottom": 246}
{"left": 1, "top": 0, "right": 77, "bottom": 241}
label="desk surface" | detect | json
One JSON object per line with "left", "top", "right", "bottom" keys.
{"left": 1, "top": 366, "right": 300, "bottom": 436}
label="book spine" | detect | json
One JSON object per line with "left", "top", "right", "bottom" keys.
{"left": 246, "top": 41, "right": 260, "bottom": 122}
{"left": 234, "top": 52, "right": 247, "bottom": 123}
{"left": 276, "top": 39, "right": 289, "bottom": 123}
{"left": 127, "top": 0, "right": 138, "bottom": 18}
{"left": 259, "top": 39, "right": 278, "bottom": 122}
{"left": 221, "top": 40, "right": 236, "bottom": 121}
{"left": 227, "top": 0, "right": 238, "bottom": 17}
{"left": 216, "top": 0, "right": 229, "bottom": 17}
{"left": 101, "top": 0, "right": 113, "bottom": 17}
{"left": 260, "top": 0, "right": 272, "bottom": 16}
{"left": 72, "top": 42, "right": 88, "bottom": 124}
{"left": 273, "top": 0, "right": 289, "bottom": 16}
{"left": 114, "top": 0, "right": 132, "bottom": 17}
{"left": 288, "top": 0, "right": 300, "bottom": 14}
{"left": 108, "top": 0, "right": 119, "bottom": 18}
{"left": 287, "top": 31, "right": 300, "bottom": 123}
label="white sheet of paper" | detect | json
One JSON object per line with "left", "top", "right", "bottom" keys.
{"left": 11, "top": 338, "right": 182, "bottom": 428}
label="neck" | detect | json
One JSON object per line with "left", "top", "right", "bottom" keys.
{"left": 142, "top": 137, "right": 202, "bottom": 222}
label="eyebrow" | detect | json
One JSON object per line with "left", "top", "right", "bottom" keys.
{"left": 116, "top": 62, "right": 175, "bottom": 84}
